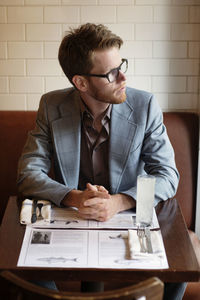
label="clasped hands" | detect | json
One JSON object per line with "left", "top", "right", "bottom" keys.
{"left": 62, "top": 183, "right": 135, "bottom": 222}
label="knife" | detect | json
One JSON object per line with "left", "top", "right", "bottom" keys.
{"left": 145, "top": 227, "right": 153, "bottom": 253}
{"left": 31, "top": 200, "right": 38, "bottom": 223}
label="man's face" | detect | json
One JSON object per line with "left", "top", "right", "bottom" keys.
{"left": 86, "top": 47, "right": 127, "bottom": 105}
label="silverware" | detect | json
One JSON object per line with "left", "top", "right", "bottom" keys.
{"left": 137, "top": 228, "right": 146, "bottom": 253}
{"left": 137, "top": 227, "right": 153, "bottom": 254}
{"left": 145, "top": 227, "right": 153, "bottom": 253}
{"left": 31, "top": 200, "right": 38, "bottom": 223}
{"left": 37, "top": 203, "right": 43, "bottom": 217}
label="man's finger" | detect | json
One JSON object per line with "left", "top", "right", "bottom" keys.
{"left": 86, "top": 183, "right": 98, "bottom": 191}
{"left": 86, "top": 183, "right": 109, "bottom": 193}
{"left": 97, "top": 185, "right": 108, "bottom": 193}
{"left": 84, "top": 196, "right": 109, "bottom": 207}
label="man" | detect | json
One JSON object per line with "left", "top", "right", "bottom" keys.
{"left": 17, "top": 23, "right": 185, "bottom": 299}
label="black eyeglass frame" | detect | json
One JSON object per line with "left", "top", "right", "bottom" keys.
{"left": 77, "top": 58, "right": 128, "bottom": 83}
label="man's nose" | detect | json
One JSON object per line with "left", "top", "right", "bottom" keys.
{"left": 117, "top": 70, "right": 126, "bottom": 82}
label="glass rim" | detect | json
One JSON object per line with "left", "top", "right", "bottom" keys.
{"left": 137, "top": 174, "right": 156, "bottom": 179}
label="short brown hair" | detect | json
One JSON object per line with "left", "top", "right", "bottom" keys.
{"left": 58, "top": 23, "right": 123, "bottom": 85}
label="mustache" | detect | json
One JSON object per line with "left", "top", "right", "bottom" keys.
{"left": 116, "top": 84, "right": 126, "bottom": 92}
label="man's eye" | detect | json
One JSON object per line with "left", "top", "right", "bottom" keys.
{"left": 110, "top": 69, "right": 117, "bottom": 77}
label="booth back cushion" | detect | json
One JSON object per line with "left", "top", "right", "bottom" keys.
{"left": 0, "top": 111, "right": 199, "bottom": 230}
{"left": 163, "top": 113, "right": 199, "bottom": 231}
{"left": 0, "top": 111, "right": 36, "bottom": 223}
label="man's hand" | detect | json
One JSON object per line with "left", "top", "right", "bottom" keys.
{"left": 61, "top": 186, "right": 111, "bottom": 221}
{"left": 82, "top": 183, "right": 135, "bottom": 221}
{"left": 81, "top": 183, "right": 117, "bottom": 221}
{"left": 62, "top": 183, "right": 135, "bottom": 222}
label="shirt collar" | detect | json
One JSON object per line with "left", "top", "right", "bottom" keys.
{"left": 79, "top": 98, "right": 112, "bottom": 122}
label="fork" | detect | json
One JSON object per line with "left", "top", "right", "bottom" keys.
{"left": 37, "top": 203, "right": 43, "bottom": 218}
{"left": 137, "top": 228, "right": 146, "bottom": 253}
{"left": 31, "top": 200, "right": 38, "bottom": 223}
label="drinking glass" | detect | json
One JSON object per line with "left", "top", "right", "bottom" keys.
{"left": 136, "top": 174, "right": 156, "bottom": 226}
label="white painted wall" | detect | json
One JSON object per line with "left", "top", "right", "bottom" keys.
{"left": 0, "top": 0, "right": 199, "bottom": 112}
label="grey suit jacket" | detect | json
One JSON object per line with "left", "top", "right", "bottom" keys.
{"left": 17, "top": 87, "right": 179, "bottom": 206}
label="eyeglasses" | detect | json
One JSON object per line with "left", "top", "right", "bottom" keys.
{"left": 79, "top": 58, "right": 128, "bottom": 83}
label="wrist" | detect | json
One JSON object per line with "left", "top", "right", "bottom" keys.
{"left": 111, "top": 193, "right": 136, "bottom": 213}
{"left": 61, "top": 189, "right": 81, "bottom": 208}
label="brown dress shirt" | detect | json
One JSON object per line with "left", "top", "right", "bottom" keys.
{"left": 78, "top": 101, "right": 111, "bottom": 191}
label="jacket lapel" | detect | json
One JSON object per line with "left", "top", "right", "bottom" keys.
{"left": 52, "top": 91, "right": 81, "bottom": 188}
{"left": 109, "top": 100, "right": 138, "bottom": 194}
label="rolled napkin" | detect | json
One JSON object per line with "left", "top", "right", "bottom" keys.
{"left": 39, "top": 200, "right": 51, "bottom": 222}
{"left": 128, "top": 229, "right": 163, "bottom": 259}
{"left": 20, "top": 199, "right": 51, "bottom": 225}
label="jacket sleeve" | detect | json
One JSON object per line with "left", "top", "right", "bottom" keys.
{"left": 17, "top": 95, "right": 71, "bottom": 207}
{"left": 121, "top": 94, "right": 179, "bottom": 206}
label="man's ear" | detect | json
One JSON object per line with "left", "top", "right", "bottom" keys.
{"left": 72, "top": 75, "right": 88, "bottom": 92}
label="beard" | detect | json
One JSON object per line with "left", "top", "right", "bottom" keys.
{"left": 87, "top": 80, "right": 126, "bottom": 105}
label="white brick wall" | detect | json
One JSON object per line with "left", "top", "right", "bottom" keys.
{"left": 44, "top": 7, "right": 80, "bottom": 23}
{"left": 81, "top": 6, "right": 116, "bottom": 23}
{"left": 0, "top": 1, "right": 199, "bottom": 112}
{"left": 8, "top": 42, "right": 43, "bottom": 58}
{"left": 8, "top": 7, "right": 43, "bottom": 23}
{"left": 0, "top": 24, "right": 25, "bottom": 41}
{"left": 26, "top": 24, "right": 61, "bottom": 41}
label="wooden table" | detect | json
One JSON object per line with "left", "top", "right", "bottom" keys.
{"left": 0, "top": 196, "right": 199, "bottom": 283}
